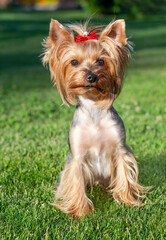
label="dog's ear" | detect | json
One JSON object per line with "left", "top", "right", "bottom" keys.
{"left": 49, "top": 19, "right": 74, "bottom": 43}
{"left": 100, "top": 19, "right": 127, "bottom": 46}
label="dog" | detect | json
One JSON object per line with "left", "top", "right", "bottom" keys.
{"left": 42, "top": 19, "right": 145, "bottom": 217}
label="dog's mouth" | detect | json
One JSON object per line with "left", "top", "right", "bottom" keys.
{"left": 68, "top": 82, "right": 107, "bottom": 96}
{"left": 84, "top": 85, "right": 106, "bottom": 94}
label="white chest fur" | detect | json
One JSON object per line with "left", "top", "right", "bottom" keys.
{"left": 70, "top": 98, "right": 120, "bottom": 180}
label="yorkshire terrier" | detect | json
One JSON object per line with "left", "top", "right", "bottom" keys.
{"left": 42, "top": 19, "right": 145, "bottom": 217}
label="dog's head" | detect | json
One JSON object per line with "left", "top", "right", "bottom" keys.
{"left": 42, "top": 19, "right": 130, "bottom": 109}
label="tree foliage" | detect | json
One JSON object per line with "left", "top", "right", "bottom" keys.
{"left": 84, "top": 0, "right": 166, "bottom": 16}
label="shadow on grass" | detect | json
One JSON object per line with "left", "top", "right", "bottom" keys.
{"left": 1, "top": 16, "right": 166, "bottom": 48}
{"left": 139, "top": 152, "right": 166, "bottom": 187}
{"left": 0, "top": 52, "right": 41, "bottom": 71}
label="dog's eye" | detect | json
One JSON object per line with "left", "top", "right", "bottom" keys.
{"left": 71, "top": 59, "right": 80, "bottom": 66}
{"left": 96, "top": 59, "right": 104, "bottom": 66}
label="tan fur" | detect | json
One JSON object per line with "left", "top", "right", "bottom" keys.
{"left": 53, "top": 161, "right": 94, "bottom": 216}
{"left": 42, "top": 19, "right": 146, "bottom": 217}
{"left": 42, "top": 19, "right": 130, "bottom": 109}
{"left": 108, "top": 148, "right": 145, "bottom": 206}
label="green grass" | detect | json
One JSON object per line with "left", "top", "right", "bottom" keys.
{"left": 0, "top": 10, "right": 166, "bottom": 239}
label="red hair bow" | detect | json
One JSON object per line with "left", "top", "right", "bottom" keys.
{"left": 76, "top": 31, "right": 98, "bottom": 42}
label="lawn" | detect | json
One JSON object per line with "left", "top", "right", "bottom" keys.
{"left": 0, "top": 10, "right": 166, "bottom": 239}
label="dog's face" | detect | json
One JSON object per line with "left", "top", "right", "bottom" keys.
{"left": 43, "top": 19, "right": 130, "bottom": 108}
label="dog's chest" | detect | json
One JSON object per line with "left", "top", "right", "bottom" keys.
{"left": 71, "top": 102, "right": 120, "bottom": 178}
{"left": 84, "top": 115, "right": 118, "bottom": 173}
{"left": 79, "top": 116, "right": 118, "bottom": 151}
{"left": 75, "top": 100, "right": 119, "bottom": 150}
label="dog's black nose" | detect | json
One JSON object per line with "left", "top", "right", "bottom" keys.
{"left": 86, "top": 73, "right": 97, "bottom": 83}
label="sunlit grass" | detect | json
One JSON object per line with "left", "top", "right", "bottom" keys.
{"left": 0, "top": 10, "right": 166, "bottom": 239}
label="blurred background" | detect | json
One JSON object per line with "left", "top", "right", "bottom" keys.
{"left": 0, "top": 0, "right": 166, "bottom": 18}
{"left": 1, "top": 0, "right": 166, "bottom": 17}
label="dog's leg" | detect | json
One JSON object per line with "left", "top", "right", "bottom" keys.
{"left": 108, "top": 147, "right": 144, "bottom": 206}
{"left": 54, "top": 160, "right": 94, "bottom": 217}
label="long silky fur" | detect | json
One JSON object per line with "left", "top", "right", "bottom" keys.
{"left": 108, "top": 148, "right": 146, "bottom": 206}
{"left": 42, "top": 20, "right": 148, "bottom": 218}
{"left": 42, "top": 20, "right": 131, "bottom": 108}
